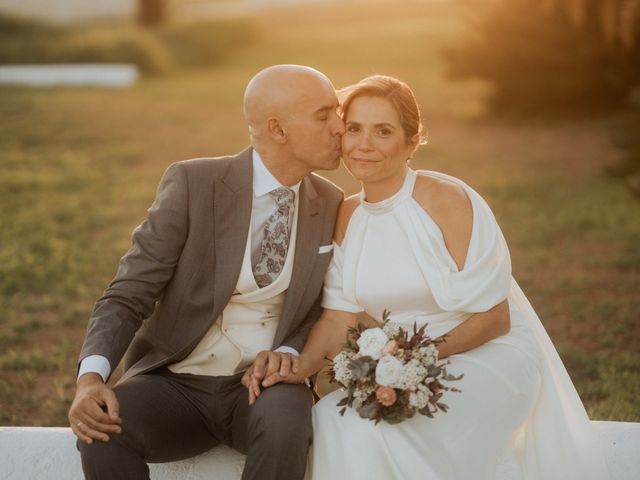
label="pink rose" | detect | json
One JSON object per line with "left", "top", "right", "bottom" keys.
{"left": 376, "top": 386, "right": 397, "bottom": 407}
{"left": 382, "top": 340, "right": 399, "bottom": 356}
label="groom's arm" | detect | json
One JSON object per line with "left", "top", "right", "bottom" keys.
{"left": 79, "top": 162, "right": 190, "bottom": 375}
{"left": 70, "top": 163, "right": 190, "bottom": 443}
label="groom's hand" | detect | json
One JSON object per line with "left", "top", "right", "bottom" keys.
{"left": 241, "top": 351, "right": 300, "bottom": 405}
{"left": 261, "top": 364, "right": 307, "bottom": 388}
{"left": 69, "top": 373, "right": 122, "bottom": 444}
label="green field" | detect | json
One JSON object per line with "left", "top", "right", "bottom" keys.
{"left": 1, "top": 1, "right": 638, "bottom": 425}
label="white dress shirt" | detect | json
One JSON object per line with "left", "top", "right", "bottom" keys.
{"left": 79, "top": 150, "right": 301, "bottom": 382}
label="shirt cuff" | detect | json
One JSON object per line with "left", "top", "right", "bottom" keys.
{"left": 78, "top": 355, "right": 111, "bottom": 383}
{"left": 274, "top": 346, "right": 300, "bottom": 356}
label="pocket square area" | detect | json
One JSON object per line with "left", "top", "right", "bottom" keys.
{"left": 318, "top": 244, "right": 334, "bottom": 254}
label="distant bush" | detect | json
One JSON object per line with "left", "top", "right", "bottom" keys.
{"left": 445, "top": 0, "right": 640, "bottom": 117}
{"left": 157, "top": 18, "right": 257, "bottom": 67}
{"left": 0, "top": 13, "right": 57, "bottom": 35}
{"left": 606, "top": 113, "right": 640, "bottom": 196}
{"left": 0, "top": 13, "right": 258, "bottom": 74}
{"left": 57, "top": 28, "right": 173, "bottom": 74}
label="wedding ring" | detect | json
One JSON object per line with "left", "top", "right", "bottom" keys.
{"left": 76, "top": 421, "right": 84, "bottom": 427}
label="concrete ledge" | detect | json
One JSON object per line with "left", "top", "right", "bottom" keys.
{"left": 0, "top": 426, "right": 245, "bottom": 480}
{"left": 597, "top": 421, "right": 640, "bottom": 480}
{"left": 0, "top": 421, "right": 638, "bottom": 479}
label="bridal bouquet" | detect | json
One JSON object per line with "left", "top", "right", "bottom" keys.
{"left": 328, "top": 310, "right": 463, "bottom": 424}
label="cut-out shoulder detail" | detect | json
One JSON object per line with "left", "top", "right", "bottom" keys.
{"left": 334, "top": 194, "right": 361, "bottom": 246}
{"left": 412, "top": 173, "right": 473, "bottom": 270}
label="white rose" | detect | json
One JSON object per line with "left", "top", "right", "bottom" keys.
{"left": 356, "top": 327, "right": 388, "bottom": 360}
{"left": 375, "top": 355, "right": 404, "bottom": 387}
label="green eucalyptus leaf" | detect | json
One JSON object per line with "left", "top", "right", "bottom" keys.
{"left": 358, "top": 401, "right": 378, "bottom": 419}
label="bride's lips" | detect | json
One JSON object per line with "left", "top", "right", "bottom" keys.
{"left": 349, "top": 157, "right": 380, "bottom": 164}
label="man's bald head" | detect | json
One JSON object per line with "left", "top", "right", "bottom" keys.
{"left": 241, "top": 64, "right": 344, "bottom": 184}
{"left": 243, "top": 65, "right": 332, "bottom": 131}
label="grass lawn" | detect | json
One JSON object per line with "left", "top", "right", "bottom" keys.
{"left": 1, "top": 0, "right": 638, "bottom": 425}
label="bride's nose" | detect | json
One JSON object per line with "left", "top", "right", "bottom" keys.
{"left": 357, "top": 132, "right": 375, "bottom": 152}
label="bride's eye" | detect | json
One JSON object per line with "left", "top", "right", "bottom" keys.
{"left": 377, "top": 127, "right": 392, "bottom": 136}
{"left": 346, "top": 124, "right": 360, "bottom": 133}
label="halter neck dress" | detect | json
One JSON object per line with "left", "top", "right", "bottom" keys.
{"left": 310, "top": 168, "right": 610, "bottom": 480}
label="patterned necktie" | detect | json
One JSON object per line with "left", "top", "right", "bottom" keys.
{"left": 253, "top": 187, "right": 294, "bottom": 288}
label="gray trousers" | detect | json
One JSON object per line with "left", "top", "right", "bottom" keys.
{"left": 78, "top": 368, "right": 313, "bottom": 480}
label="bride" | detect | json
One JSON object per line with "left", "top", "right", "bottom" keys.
{"left": 254, "top": 75, "right": 611, "bottom": 479}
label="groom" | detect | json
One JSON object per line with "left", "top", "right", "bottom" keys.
{"left": 68, "top": 64, "right": 345, "bottom": 480}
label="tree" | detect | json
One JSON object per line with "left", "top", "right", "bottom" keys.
{"left": 446, "top": 0, "right": 640, "bottom": 116}
{"left": 138, "top": 0, "right": 166, "bottom": 26}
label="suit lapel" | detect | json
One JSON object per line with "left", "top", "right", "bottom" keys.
{"left": 213, "top": 148, "right": 253, "bottom": 312}
{"left": 274, "top": 176, "right": 324, "bottom": 346}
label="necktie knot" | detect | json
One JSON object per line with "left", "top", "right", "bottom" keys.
{"left": 270, "top": 187, "right": 294, "bottom": 209}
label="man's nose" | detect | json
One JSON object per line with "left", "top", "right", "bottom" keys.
{"left": 332, "top": 115, "right": 345, "bottom": 135}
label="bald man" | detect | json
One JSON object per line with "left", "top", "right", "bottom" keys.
{"left": 68, "top": 65, "right": 345, "bottom": 480}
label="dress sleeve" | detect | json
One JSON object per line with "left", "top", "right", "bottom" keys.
{"left": 321, "top": 242, "right": 364, "bottom": 313}
{"left": 406, "top": 171, "right": 513, "bottom": 313}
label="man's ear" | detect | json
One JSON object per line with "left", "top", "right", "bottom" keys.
{"left": 267, "top": 117, "right": 287, "bottom": 144}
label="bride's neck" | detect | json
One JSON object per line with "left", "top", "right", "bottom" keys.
{"left": 362, "top": 168, "right": 408, "bottom": 203}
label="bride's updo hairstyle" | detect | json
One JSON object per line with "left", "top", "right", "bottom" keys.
{"left": 338, "top": 75, "right": 426, "bottom": 146}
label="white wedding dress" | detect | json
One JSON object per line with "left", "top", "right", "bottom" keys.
{"left": 310, "top": 168, "right": 610, "bottom": 480}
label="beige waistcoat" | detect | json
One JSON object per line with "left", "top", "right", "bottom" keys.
{"left": 168, "top": 198, "right": 299, "bottom": 376}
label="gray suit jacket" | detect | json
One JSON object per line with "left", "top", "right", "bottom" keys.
{"left": 79, "top": 147, "right": 343, "bottom": 384}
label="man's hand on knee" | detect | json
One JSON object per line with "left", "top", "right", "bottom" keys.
{"left": 69, "top": 373, "right": 122, "bottom": 444}
{"left": 241, "top": 351, "right": 301, "bottom": 405}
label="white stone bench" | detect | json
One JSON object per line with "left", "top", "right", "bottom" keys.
{"left": 0, "top": 422, "right": 638, "bottom": 479}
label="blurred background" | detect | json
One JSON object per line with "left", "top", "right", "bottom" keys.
{"left": 0, "top": 0, "right": 638, "bottom": 426}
